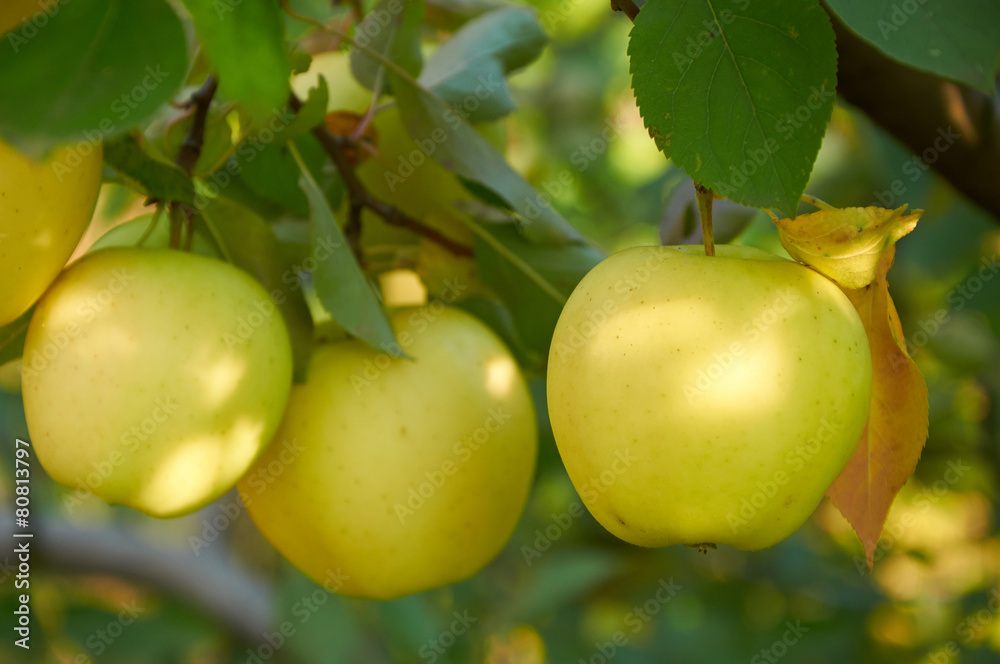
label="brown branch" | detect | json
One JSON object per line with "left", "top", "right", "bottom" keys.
{"left": 175, "top": 75, "right": 218, "bottom": 176}
{"left": 1, "top": 512, "right": 274, "bottom": 644}
{"left": 289, "top": 94, "right": 474, "bottom": 257}
{"left": 829, "top": 8, "right": 1000, "bottom": 221}
{"left": 610, "top": 0, "right": 639, "bottom": 22}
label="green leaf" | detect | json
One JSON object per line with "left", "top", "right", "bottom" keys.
{"left": 384, "top": 67, "right": 585, "bottom": 244}
{"left": 350, "top": 0, "right": 425, "bottom": 91}
{"left": 288, "top": 143, "right": 400, "bottom": 355}
{"left": 199, "top": 195, "right": 315, "bottom": 381}
{"left": 0, "top": 0, "right": 188, "bottom": 156}
{"left": 103, "top": 133, "right": 194, "bottom": 203}
{"left": 282, "top": 77, "right": 330, "bottom": 143}
{"left": 826, "top": 0, "right": 1000, "bottom": 92}
{"left": 474, "top": 224, "right": 604, "bottom": 356}
{"left": 0, "top": 308, "right": 31, "bottom": 366}
{"left": 222, "top": 135, "right": 327, "bottom": 218}
{"left": 178, "top": 0, "right": 291, "bottom": 126}
{"left": 419, "top": 6, "right": 548, "bottom": 122}
{"left": 628, "top": 0, "right": 837, "bottom": 216}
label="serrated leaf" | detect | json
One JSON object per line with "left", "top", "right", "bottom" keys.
{"left": 199, "top": 196, "right": 315, "bottom": 381}
{"left": 350, "top": 0, "right": 424, "bottom": 91}
{"left": 628, "top": 0, "right": 837, "bottom": 215}
{"left": 178, "top": 0, "right": 291, "bottom": 126}
{"left": 775, "top": 205, "right": 922, "bottom": 289}
{"left": 419, "top": 6, "right": 547, "bottom": 122}
{"left": 827, "top": 246, "right": 929, "bottom": 571}
{"left": 0, "top": 0, "right": 188, "bottom": 156}
{"left": 825, "top": 0, "right": 1000, "bottom": 93}
{"left": 103, "top": 133, "right": 194, "bottom": 203}
{"left": 385, "top": 68, "right": 584, "bottom": 244}
{"left": 288, "top": 144, "right": 400, "bottom": 355}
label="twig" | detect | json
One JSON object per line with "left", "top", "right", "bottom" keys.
{"left": 693, "top": 183, "right": 715, "bottom": 257}
{"left": 610, "top": 0, "right": 640, "bottom": 22}
{"left": 1, "top": 512, "right": 274, "bottom": 643}
{"left": 289, "top": 93, "right": 474, "bottom": 257}
{"left": 175, "top": 75, "right": 219, "bottom": 176}
{"left": 346, "top": 199, "right": 364, "bottom": 264}
{"left": 800, "top": 193, "right": 837, "bottom": 211}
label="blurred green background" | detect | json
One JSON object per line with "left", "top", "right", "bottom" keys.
{"left": 2, "top": 2, "right": 999, "bottom": 663}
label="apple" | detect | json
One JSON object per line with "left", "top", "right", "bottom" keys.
{"left": 240, "top": 306, "right": 537, "bottom": 599}
{"left": 21, "top": 248, "right": 293, "bottom": 518}
{"left": 292, "top": 50, "right": 372, "bottom": 114}
{"left": 90, "top": 214, "right": 221, "bottom": 257}
{"left": 547, "top": 244, "right": 872, "bottom": 550}
{"left": 0, "top": 138, "right": 102, "bottom": 326}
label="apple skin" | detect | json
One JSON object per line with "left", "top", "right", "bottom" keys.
{"left": 0, "top": 139, "right": 102, "bottom": 326}
{"left": 240, "top": 306, "right": 537, "bottom": 599}
{"left": 90, "top": 214, "right": 221, "bottom": 258}
{"left": 292, "top": 51, "right": 372, "bottom": 114}
{"left": 21, "top": 248, "right": 293, "bottom": 518}
{"left": 547, "top": 244, "right": 872, "bottom": 550}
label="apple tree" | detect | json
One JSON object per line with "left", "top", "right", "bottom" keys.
{"left": 0, "top": 0, "right": 999, "bottom": 662}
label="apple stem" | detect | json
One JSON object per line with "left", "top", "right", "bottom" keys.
{"left": 694, "top": 183, "right": 716, "bottom": 257}
{"left": 800, "top": 194, "right": 837, "bottom": 211}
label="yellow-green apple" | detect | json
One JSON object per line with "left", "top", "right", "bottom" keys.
{"left": 292, "top": 50, "right": 371, "bottom": 114}
{"left": 240, "top": 306, "right": 537, "bottom": 599}
{"left": 547, "top": 244, "right": 872, "bottom": 550}
{"left": 90, "top": 214, "right": 221, "bottom": 257}
{"left": 0, "top": 139, "right": 102, "bottom": 326}
{"left": 21, "top": 248, "right": 293, "bottom": 517}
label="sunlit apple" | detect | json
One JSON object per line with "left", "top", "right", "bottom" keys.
{"left": 0, "top": 138, "right": 102, "bottom": 326}
{"left": 21, "top": 248, "right": 293, "bottom": 517}
{"left": 240, "top": 306, "right": 537, "bottom": 599}
{"left": 547, "top": 244, "right": 872, "bottom": 550}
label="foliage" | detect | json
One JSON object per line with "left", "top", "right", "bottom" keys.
{"left": 0, "top": 0, "right": 998, "bottom": 663}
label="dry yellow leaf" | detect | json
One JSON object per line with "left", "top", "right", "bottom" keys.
{"left": 775, "top": 205, "right": 922, "bottom": 289}
{"left": 826, "top": 246, "right": 929, "bottom": 570}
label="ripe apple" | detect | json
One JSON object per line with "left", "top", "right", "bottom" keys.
{"left": 21, "top": 248, "right": 293, "bottom": 518}
{"left": 90, "top": 214, "right": 221, "bottom": 258}
{"left": 240, "top": 306, "right": 537, "bottom": 599}
{"left": 292, "top": 50, "right": 372, "bottom": 114}
{"left": 547, "top": 244, "right": 872, "bottom": 550}
{"left": 0, "top": 138, "right": 102, "bottom": 326}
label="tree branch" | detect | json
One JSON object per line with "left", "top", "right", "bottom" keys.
{"left": 289, "top": 94, "right": 474, "bottom": 257}
{"left": 830, "top": 9, "right": 1000, "bottom": 220}
{"left": 610, "top": 0, "right": 639, "bottom": 22}
{"left": 175, "top": 75, "right": 218, "bottom": 177}
{"left": 1, "top": 512, "right": 274, "bottom": 644}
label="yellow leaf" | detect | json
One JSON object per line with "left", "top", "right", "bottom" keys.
{"left": 826, "top": 246, "right": 929, "bottom": 570}
{"left": 775, "top": 205, "right": 922, "bottom": 289}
